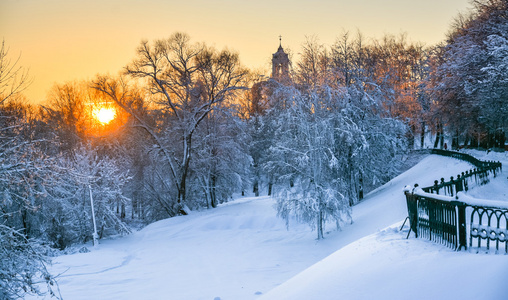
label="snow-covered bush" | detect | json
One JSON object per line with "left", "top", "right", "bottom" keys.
{"left": 0, "top": 225, "right": 60, "bottom": 299}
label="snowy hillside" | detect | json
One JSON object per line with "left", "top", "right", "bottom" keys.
{"left": 32, "top": 153, "right": 508, "bottom": 300}
{"left": 261, "top": 150, "right": 508, "bottom": 300}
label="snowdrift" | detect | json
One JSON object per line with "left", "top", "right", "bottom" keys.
{"left": 30, "top": 153, "right": 508, "bottom": 300}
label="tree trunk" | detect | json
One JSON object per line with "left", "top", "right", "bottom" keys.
{"left": 253, "top": 180, "right": 259, "bottom": 197}
{"left": 452, "top": 129, "right": 459, "bottom": 150}
{"left": 21, "top": 209, "right": 29, "bottom": 237}
{"left": 210, "top": 174, "right": 217, "bottom": 208}
{"left": 317, "top": 210, "right": 324, "bottom": 240}
{"left": 420, "top": 121, "right": 425, "bottom": 149}
{"left": 433, "top": 123, "right": 440, "bottom": 148}
{"left": 121, "top": 203, "right": 126, "bottom": 219}
{"left": 439, "top": 125, "right": 444, "bottom": 149}
{"left": 131, "top": 196, "right": 137, "bottom": 219}
{"left": 500, "top": 130, "right": 506, "bottom": 151}
{"left": 408, "top": 124, "right": 416, "bottom": 149}
{"left": 178, "top": 134, "right": 193, "bottom": 206}
{"left": 358, "top": 173, "right": 363, "bottom": 200}
{"left": 464, "top": 135, "right": 470, "bottom": 148}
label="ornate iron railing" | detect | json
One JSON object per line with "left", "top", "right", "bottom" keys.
{"left": 469, "top": 202, "right": 508, "bottom": 253}
{"left": 404, "top": 150, "right": 506, "bottom": 253}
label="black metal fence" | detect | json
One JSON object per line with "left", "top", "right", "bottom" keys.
{"left": 404, "top": 191, "right": 467, "bottom": 250}
{"left": 404, "top": 150, "right": 507, "bottom": 253}
{"left": 418, "top": 149, "right": 502, "bottom": 197}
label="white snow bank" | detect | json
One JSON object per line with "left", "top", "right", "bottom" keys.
{"left": 261, "top": 152, "right": 508, "bottom": 300}
{"left": 28, "top": 154, "right": 494, "bottom": 300}
{"left": 259, "top": 223, "right": 508, "bottom": 300}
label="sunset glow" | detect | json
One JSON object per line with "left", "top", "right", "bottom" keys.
{"left": 93, "top": 107, "right": 116, "bottom": 124}
{"left": 1, "top": 0, "right": 471, "bottom": 103}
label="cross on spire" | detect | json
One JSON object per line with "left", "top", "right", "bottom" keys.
{"left": 272, "top": 35, "right": 289, "bottom": 81}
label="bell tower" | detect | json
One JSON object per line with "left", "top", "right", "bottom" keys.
{"left": 271, "top": 36, "right": 290, "bottom": 82}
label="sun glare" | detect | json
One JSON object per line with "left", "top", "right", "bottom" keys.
{"left": 93, "top": 107, "right": 116, "bottom": 124}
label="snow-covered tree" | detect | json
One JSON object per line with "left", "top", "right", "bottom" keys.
{"left": 341, "top": 83, "right": 407, "bottom": 198}
{"left": 242, "top": 77, "right": 285, "bottom": 196}
{"left": 41, "top": 144, "right": 131, "bottom": 248}
{"left": 191, "top": 106, "right": 250, "bottom": 208}
{"left": 94, "top": 32, "right": 248, "bottom": 213}
{"left": 0, "top": 100, "right": 60, "bottom": 299}
{"left": 480, "top": 31, "right": 508, "bottom": 142}
{"left": 266, "top": 67, "right": 406, "bottom": 239}
{"left": 431, "top": 0, "right": 508, "bottom": 148}
{"left": 266, "top": 86, "right": 353, "bottom": 239}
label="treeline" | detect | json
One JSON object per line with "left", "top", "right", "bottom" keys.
{"left": 431, "top": 0, "right": 508, "bottom": 149}
{"left": 2, "top": 0, "right": 508, "bottom": 298}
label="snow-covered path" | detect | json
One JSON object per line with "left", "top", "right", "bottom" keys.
{"left": 35, "top": 154, "right": 507, "bottom": 300}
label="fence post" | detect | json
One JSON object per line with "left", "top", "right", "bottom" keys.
{"left": 450, "top": 176, "right": 455, "bottom": 196}
{"left": 456, "top": 174, "right": 463, "bottom": 192}
{"left": 404, "top": 185, "right": 419, "bottom": 238}
{"left": 465, "top": 171, "right": 470, "bottom": 191}
{"left": 453, "top": 200, "right": 467, "bottom": 251}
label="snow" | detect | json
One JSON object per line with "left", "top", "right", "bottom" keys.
{"left": 30, "top": 152, "right": 508, "bottom": 300}
{"left": 259, "top": 224, "right": 508, "bottom": 300}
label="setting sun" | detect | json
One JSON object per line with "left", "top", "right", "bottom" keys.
{"left": 93, "top": 107, "right": 116, "bottom": 124}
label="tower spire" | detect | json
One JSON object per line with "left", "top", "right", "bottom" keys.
{"left": 272, "top": 36, "right": 290, "bottom": 81}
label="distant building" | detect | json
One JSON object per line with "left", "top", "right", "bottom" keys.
{"left": 248, "top": 38, "right": 292, "bottom": 117}
{"left": 271, "top": 37, "right": 290, "bottom": 82}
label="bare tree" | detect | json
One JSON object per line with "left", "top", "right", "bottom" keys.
{"left": 94, "top": 33, "right": 248, "bottom": 211}
{"left": 41, "top": 82, "right": 89, "bottom": 151}
{"left": 296, "top": 36, "right": 333, "bottom": 88}
{"left": 0, "top": 39, "right": 32, "bottom": 104}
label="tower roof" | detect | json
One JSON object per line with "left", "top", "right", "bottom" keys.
{"left": 277, "top": 35, "right": 286, "bottom": 52}
{"left": 273, "top": 35, "right": 288, "bottom": 59}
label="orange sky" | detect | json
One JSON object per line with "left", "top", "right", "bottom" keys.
{"left": 1, "top": 0, "right": 471, "bottom": 103}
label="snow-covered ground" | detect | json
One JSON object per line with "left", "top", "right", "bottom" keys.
{"left": 32, "top": 152, "right": 508, "bottom": 300}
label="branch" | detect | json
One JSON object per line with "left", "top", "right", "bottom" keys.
{"left": 91, "top": 76, "right": 181, "bottom": 191}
